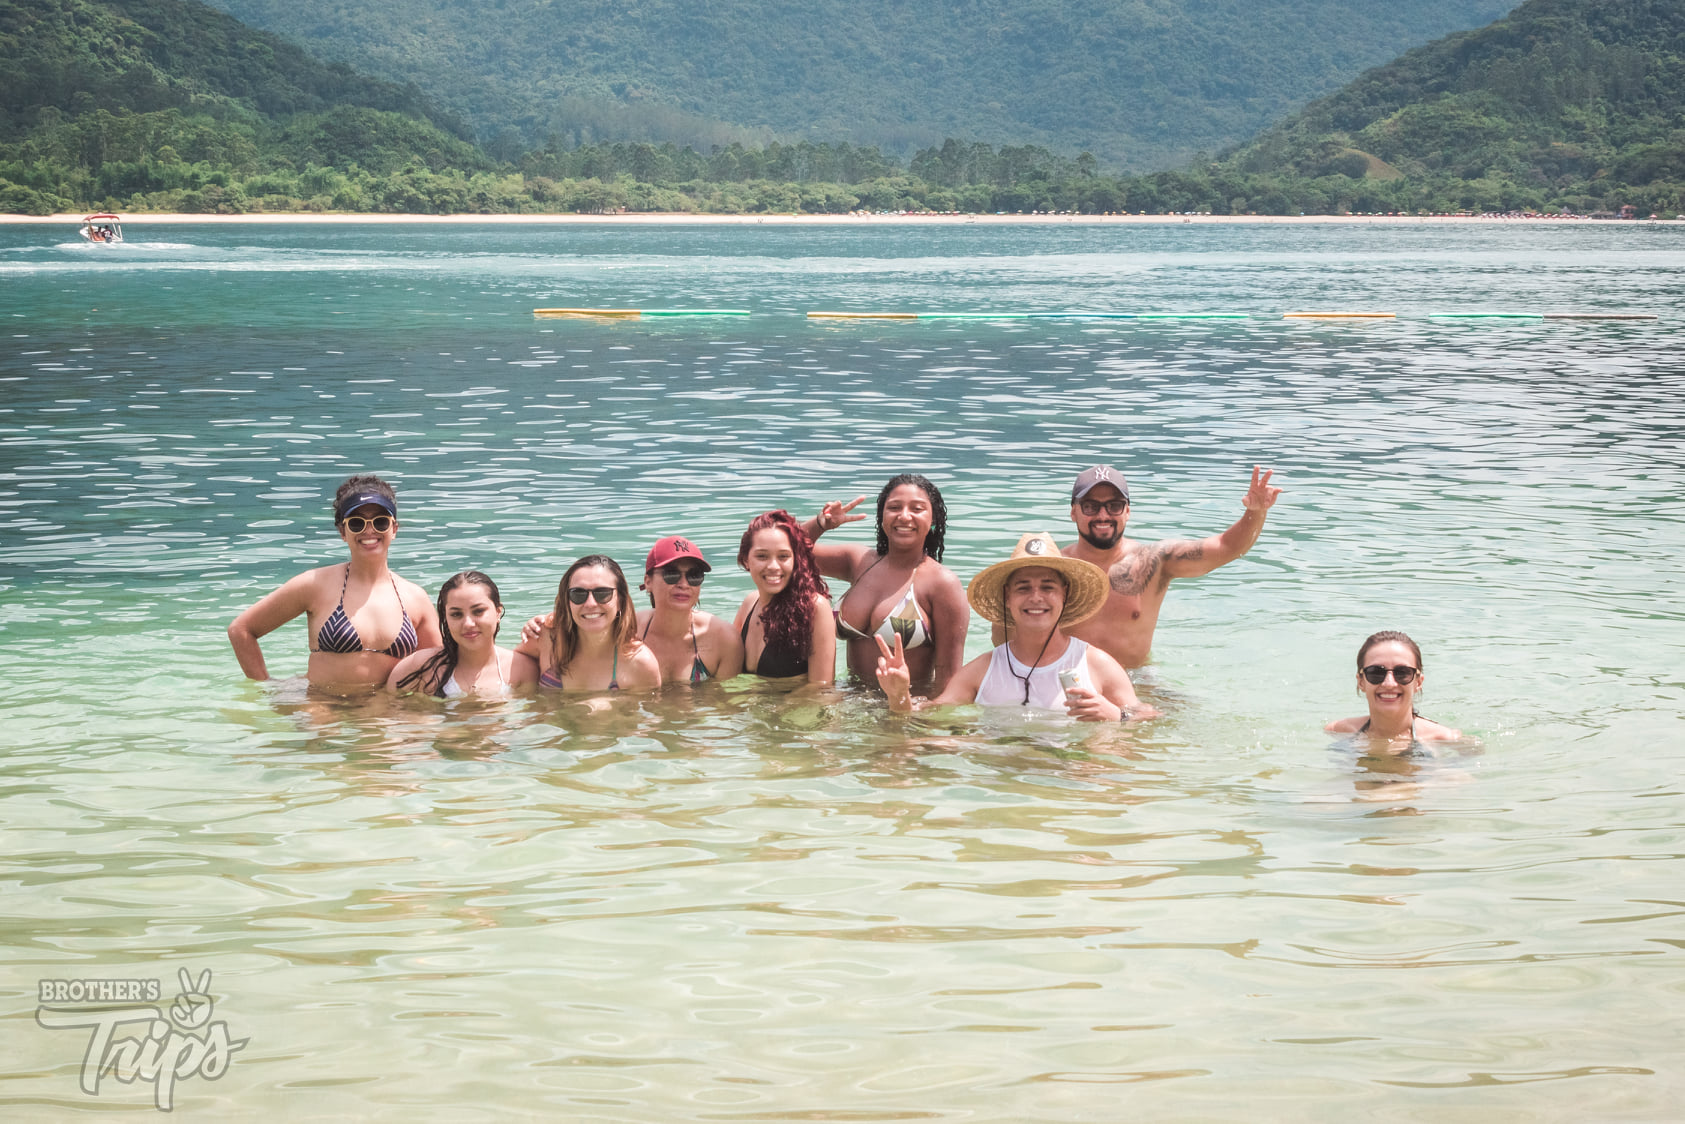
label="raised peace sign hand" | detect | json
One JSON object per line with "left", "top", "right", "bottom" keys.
{"left": 1242, "top": 465, "right": 1283, "bottom": 512}
{"left": 815, "top": 496, "right": 867, "bottom": 534}
{"left": 874, "top": 633, "right": 915, "bottom": 712}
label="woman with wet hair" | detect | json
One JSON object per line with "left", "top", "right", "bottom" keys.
{"left": 516, "top": 555, "right": 660, "bottom": 693}
{"left": 1326, "top": 630, "right": 1461, "bottom": 744}
{"left": 228, "top": 474, "right": 441, "bottom": 691}
{"left": 387, "top": 571, "right": 537, "bottom": 697}
{"left": 803, "top": 473, "right": 968, "bottom": 695}
{"left": 733, "top": 510, "right": 836, "bottom": 685}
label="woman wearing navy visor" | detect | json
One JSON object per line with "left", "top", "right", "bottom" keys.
{"left": 635, "top": 536, "right": 744, "bottom": 685}
{"left": 228, "top": 474, "right": 441, "bottom": 691}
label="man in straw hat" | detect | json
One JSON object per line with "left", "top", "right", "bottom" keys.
{"left": 995, "top": 464, "right": 1282, "bottom": 668}
{"left": 877, "top": 533, "right": 1156, "bottom": 720}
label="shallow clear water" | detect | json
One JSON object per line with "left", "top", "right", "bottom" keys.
{"left": 3, "top": 220, "right": 1684, "bottom": 1119}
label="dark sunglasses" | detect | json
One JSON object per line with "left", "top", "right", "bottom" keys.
{"left": 1361, "top": 664, "right": 1418, "bottom": 685}
{"left": 340, "top": 515, "right": 393, "bottom": 534}
{"left": 657, "top": 566, "right": 706, "bottom": 586}
{"left": 1078, "top": 499, "right": 1128, "bottom": 516}
{"left": 567, "top": 586, "right": 616, "bottom": 605}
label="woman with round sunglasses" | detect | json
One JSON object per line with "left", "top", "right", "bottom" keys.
{"left": 802, "top": 473, "right": 969, "bottom": 696}
{"left": 228, "top": 474, "right": 441, "bottom": 691}
{"left": 876, "top": 532, "right": 1153, "bottom": 721}
{"left": 387, "top": 571, "right": 538, "bottom": 698}
{"left": 635, "top": 536, "right": 744, "bottom": 685}
{"left": 733, "top": 511, "right": 837, "bottom": 685}
{"left": 517, "top": 555, "right": 660, "bottom": 693}
{"left": 1326, "top": 630, "right": 1461, "bottom": 744}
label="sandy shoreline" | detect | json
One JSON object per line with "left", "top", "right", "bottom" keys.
{"left": 4, "top": 211, "right": 1641, "bottom": 226}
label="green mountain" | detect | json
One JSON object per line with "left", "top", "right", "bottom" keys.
{"left": 1218, "top": 0, "right": 1685, "bottom": 211}
{"left": 200, "top": 0, "right": 1514, "bottom": 170}
{"left": 0, "top": 0, "right": 496, "bottom": 212}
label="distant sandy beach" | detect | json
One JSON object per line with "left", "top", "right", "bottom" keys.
{"left": 5, "top": 210, "right": 1643, "bottom": 226}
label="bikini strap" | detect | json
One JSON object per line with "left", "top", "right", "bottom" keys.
{"left": 835, "top": 553, "right": 887, "bottom": 622}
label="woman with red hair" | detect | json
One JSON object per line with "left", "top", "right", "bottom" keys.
{"left": 733, "top": 511, "right": 837, "bottom": 685}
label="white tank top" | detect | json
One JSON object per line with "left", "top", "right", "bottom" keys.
{"left": 976, "top": 638, "right": 1090, "bottom": 709}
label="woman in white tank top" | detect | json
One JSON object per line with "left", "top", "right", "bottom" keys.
{"left": 877, "top": 533, "right": 1156, "bottom": 721}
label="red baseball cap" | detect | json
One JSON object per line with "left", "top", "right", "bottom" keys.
{"left": 645, "top": 535, "right": 711, "bottom": 573}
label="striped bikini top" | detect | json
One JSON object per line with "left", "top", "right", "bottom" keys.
{"left": 312, "top": 565, "right": 418, "bottom": 658}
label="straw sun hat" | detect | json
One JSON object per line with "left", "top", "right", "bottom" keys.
{"left": 966, "top": 532, "right": 1109, "bottom": 629}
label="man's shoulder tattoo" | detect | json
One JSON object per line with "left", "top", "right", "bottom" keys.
{"left": 1109, "top": 548, "right": 1163, "bottom": 596}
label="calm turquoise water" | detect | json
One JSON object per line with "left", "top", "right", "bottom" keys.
{"left": 3, "top": 220, "right": 1684, "bottom": 1119}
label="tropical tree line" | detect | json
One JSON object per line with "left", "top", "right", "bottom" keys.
{"left": 5, "top": 109, "right": 1679, "bottom": 217}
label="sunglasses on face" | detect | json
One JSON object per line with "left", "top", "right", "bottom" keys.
{"left": 657, "top": 566, "right": 706, "bottom": 587}
{"left": 1078, "top": 499, "right": 1128, "bottom": 516}
{"left": 567, "top": 586, "right": 616, "bottom": 605}
{"left": 1361, "top": 664, "right": 1418, "bottom": 685}
{"left": 341, "top": 515, "right": 393, "bottom": 534}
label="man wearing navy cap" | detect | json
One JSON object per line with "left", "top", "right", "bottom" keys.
{"left": 995, "top": 464, "right": 1281, "bottom": 667}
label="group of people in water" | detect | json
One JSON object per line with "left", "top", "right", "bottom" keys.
{"left": 226, "top": 466, "right": 1460, "bottom": 747}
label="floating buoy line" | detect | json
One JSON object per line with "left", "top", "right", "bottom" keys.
{"left": 533, "top": 307, "right": 1658, "bottom": 322}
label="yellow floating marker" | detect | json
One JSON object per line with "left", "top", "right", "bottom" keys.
{"left": 1283, "top": 311, "right": 1397, "bottom": 319}
{"left": 533, "top": 308, "right": 749, "bottom": 318}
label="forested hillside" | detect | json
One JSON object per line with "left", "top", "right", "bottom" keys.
{"left": 201, "top": 0, "right": 1514, "bottom": 170}
{"left": 1215, "top": 0, "right": 1685, "bottom": 213}
{"left": 4, "top": 0, "right": 1676, "bottom": 217}
{"left": 0, "top": 0, "right": 493, "bottom": 212}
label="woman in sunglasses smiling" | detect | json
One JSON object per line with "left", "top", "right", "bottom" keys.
{"left": 635, "top": 536, "right": 744, "bottom": 685}
{"left": 1326, "top": 630, "right": 1461, "bottom": 744}
{"left": 518, "top": 555, "right": 661, "bottom": 693}
{"left": 228, "top": 474, "right": 442, "bottom": 691}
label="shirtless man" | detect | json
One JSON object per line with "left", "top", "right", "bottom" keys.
{"left": 993, "top": 464, "right": 1282, "bottom": 667}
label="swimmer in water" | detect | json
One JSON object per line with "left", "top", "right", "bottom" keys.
{"left": 734, "top": 510, "right": 837, "bottom": 685}
{"left": 1010, "top": 464, "right": 1282, "bottom": 669}
{"left": 227, "top": 474, "right": 442, "bottom": 692}
{"left": 517, "top": 555, "right": 662, "bottom": 694}
{"left": 877, "top": 532, "right": 1155, "bottom": 721}
{"left": 1325, "top": 630, "right": 1461, "bottom": 746}
{"left": 803, "top": 473, "right": 969, "bottom": 696}
{"left": 387, "top": 571, "right": 537, "bottom": 698}
{"left": 635, "top": 536, "right": 744, "bottom": 684}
